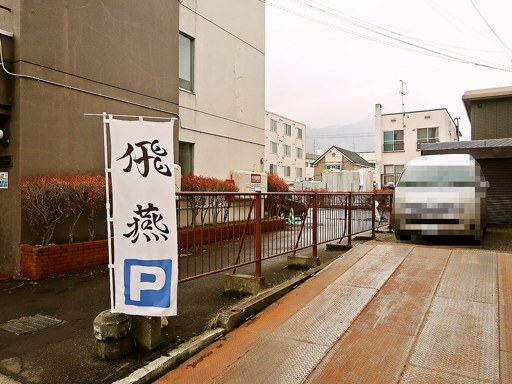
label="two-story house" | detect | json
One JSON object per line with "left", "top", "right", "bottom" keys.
{"left": 375, "top": 103, "right": 460, "bottom": 186}
{"left": 312, "top": 146, "right": 373, "bottom": 181}
{"left": 264, "top": 111, "right": 306, "bottom": 184}
{"left": 179, "top": 1, "right": 265, "bottom": 179}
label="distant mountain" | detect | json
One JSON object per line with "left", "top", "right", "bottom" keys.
{"left": 306, "top": 119, "right": 375, "bottom": 154}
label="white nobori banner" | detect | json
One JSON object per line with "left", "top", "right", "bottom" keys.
{"left": 108, "top": 116, "right": 178, "bottom": 316}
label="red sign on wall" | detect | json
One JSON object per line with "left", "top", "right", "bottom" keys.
{"left": 251, "top": 174, "right": 261, "bottom": 184}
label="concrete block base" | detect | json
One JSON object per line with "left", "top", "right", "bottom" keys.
{"left": 287, "top": 255, "right": 320, "bottom": 268}
{"left": 95, "top": 335, "right": 133, "bottom": 360}
{"left": 353, "top": 235, "right": 375, "bottom": 241}
{"left": 224, "top": 274, "right": 265, "bottom": 295}
{"left": 93, "top": 310, "right": 131, "bottom": 341}
{"left": 326, "top": 243, "right": 352, "bottom": 251}
{"left": 132, "top": 316, "right": 162, "bottom": 352}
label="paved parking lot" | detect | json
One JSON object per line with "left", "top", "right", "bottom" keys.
{"left": 157, "top": 242, "right": 512, "bottom": 383}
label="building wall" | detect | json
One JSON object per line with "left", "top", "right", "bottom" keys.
{"left": 358, "top": 151, "right": 376, "bottom": 167}
{"left": 0, "top": 1, "right": 179, "bottom": 274}
{"left": 264, "top": 111, "right": 306, "bottom": 183}
{"left": 305, "top": 153, "right": 318, "bottom": 181}
{"left": 470, "top": 98, "right": 512, "bottom": 140}
{"left": 179, "top": 0, "right": 265, "bottom": 180}
{"left": 375, "top": 104, "right": 458, "bottom": 185}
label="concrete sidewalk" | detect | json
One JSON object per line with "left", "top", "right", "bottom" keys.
{"left": 155, "top": 242, "right": 512, "bottom": 384}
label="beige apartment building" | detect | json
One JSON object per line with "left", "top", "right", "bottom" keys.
{"left": 0, "top": 1, "right": 180, "bottom": 274}
{"left": 179, "top": 1, "right": 265, "bottom": 179}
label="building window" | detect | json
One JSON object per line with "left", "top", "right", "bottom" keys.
{"left": 383, "top": 130, "right": 404, "bottom": 152}
{"left": 179, "top": 141, "right": 194, "bottom": 177}
{"left": 417, "top": 127, "right": 439, "bottom": 149}
{"left": 283, "top": 144, "right": 291, "bottom": 157}
{"left": 296, "top": 147, "right": 303, "bottom": 158}
{"left": 179, "top": 33, "right": 194, "bottom": 91}
{"left": 284, "top": 166, "right": 291, "bottom": 177}
{"left": 296, "top": 127, "right": 303, "bottom": 139}
{"left": 296, "top": 167, "right": 302, "bottom": 178}
{"left": 270, "top": 119, "right": 277, "bottom": 132}
{"left": 270, "top": 141, "right": 277, "bottom": 154}
{"left": 383, "top": 164, "right": 404, "bottom": 186}
{"left": 284, "top": 123, "right": 292, "bottom": 136}
{"left": 269, "top": 164, "right": 278, "bottom": 174}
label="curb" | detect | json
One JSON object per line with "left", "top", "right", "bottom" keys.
{"left": 115, "top": 257, "right": 339, "bottom": 384}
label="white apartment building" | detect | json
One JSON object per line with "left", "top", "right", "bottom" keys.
{"left": 375, "top": 104, "right": 460, "bottom": 187}
{"left": 265, "top": 111, "right": 307, "bottom": 183}
{"left": 305, "top": 153, "right": 319, "bottom": 180}
{"left": 178, "top": 1, "right": 265, "bottom": 179}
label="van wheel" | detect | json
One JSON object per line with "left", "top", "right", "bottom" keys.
{"left": 395, "top": 231, "right": 410, "bottom": 241}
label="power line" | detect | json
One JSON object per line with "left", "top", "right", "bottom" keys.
{"left": 469, "top": 0, "right": 512, "bottom": 53}
{"left": 283, "top": 0, "right": 512, "bottom": 70}
{"left": 262, "top": 0, "right": 512, "bottom": 72}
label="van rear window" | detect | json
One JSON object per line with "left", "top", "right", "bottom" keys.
{"left": 398, "top": 165, "right": 477, "bottom": 186}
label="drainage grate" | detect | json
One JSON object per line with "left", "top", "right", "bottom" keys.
{"left": 0, "top": 314, "right": 63, "bottom": 335}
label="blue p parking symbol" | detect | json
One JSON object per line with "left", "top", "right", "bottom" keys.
{"left": 124, "top": 259, "right": 172, "bottom": 308}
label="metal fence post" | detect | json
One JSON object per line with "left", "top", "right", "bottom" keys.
{"left": 312, "top": 193, "right": 318, "bottom": 260}
{"left": 348, "top": 192, "right": 352, "bottom": 247}
{"left": 254, "top": 191, "right": 262, "bottom": 279}
{"left": 388, "top": 192, "right": 393, "bottom": 233}
{"left": 371, "top": 192, "right": 376, "bottom": 238}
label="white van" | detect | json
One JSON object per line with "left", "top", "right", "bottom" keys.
{"left": 392, "top": 154, "right": 488, "bottom": 242}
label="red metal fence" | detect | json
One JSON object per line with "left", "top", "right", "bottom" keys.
{"left": 176, "top": 191, "right": 393, "bottom": 283}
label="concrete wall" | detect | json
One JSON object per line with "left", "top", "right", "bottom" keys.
{"left": 178, "top": 0, "right": 265, "bottom": 180}
{"left": 264, "top": 111, "right": 306, "bottom": 183}
{"left": 0, "top": 1, "right": 180, "bottom": 274}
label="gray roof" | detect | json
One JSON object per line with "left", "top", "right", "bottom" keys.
{"left": 421, "top": 138, "right": 512, "bottom": 151}
{"left": 313, "top": 146, "right": 373, "bottom": 168}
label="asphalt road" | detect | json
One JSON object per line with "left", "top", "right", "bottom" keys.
{"left": 0, "top": 244, "right": 343, "bottom": 384}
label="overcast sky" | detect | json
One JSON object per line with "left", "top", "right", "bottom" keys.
{"left": 265, "top": 0, "right": 512, "bottom": 139}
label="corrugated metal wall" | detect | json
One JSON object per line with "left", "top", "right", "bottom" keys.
{"left": 471, "top": 99, "right": 512, "bottom": 140}
{"left": 479, "top": 158, "right": 512, "bottom": 225}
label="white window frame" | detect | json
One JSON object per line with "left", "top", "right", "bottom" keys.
{"left": 284, "top": 166, "right": 291, "bottom": 177}
{"left": 383, "top": 130, "right": 404, "bottom": 152}
{"left": 179, "top": 33, "right": 194, "bottom": 92}
{"left": 283, "top": 144, "right": 291, "bottom": 157}
{"left": 284, "top": 123, "right": 292, "bottom": 136}
{"left": 270, "top": 141, "right": 278, "bottom": 154}
{"left": 417, "top": 127, "right": 439, "bottom": 150}
{"left": 296, "top": 127, "right": 303, "bottom": 139}
{"left": 383, "top": 164, "right": 404, "bottom": 185}
{"left": 296, "top": 147, "right": 303, "bottom": 158}
{"left": 270, "top": 119, "right": 277, "bottom": 132}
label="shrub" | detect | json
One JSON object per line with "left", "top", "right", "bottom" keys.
{"left": 21, "top": 174, "right": 106, "bottom": 245}
{"left": 21, "top": 175, "right": 68, "bottom": 246}
{"left": 181, "top": 175, "right": 239, "bottom": 192}
{"left": 84, "top": 175, "right": 106, "bottom": 241}
{"left": 267, "top": 173, "right": 289, "bottom": 192}
{"left": 181, "top": 175, "right": 239, "bottom": 226}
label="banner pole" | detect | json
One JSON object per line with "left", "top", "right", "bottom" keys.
{"left": 102, "top": 112, "right": 115, "bottom": 311}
